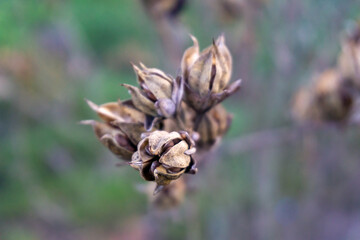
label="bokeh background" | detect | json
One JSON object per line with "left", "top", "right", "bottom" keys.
{"left": 1, "top": 0, "right": 360, "bottom": 239}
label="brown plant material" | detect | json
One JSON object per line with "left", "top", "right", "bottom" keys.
{"left": 82, "top": 100, "right": 147, "bottom": 160}
{"left": 197, "top": 104, "right": 232, "bottom": 147}
{"left": 292, "top": 22, "right": 360, "bottom": 126}
{"left": 130, "top": 130, "right": 197, "bottom": 192}
{"left": 181, "top": 35, "right": 241, "bottom": 112}
{"left": 123, "top": 63, "right": 184, "bottom": 130}
{"left": 84, "top": 35, "right": 240, "bottom": 197}
{"left": 292, "top": 69, "right": 354, "bottom": 124}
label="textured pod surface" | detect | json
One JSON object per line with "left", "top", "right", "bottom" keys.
{"left": 159, "top": 140, "right": 191, "bottom": 168}
{"left": 130, "top": 130, "right": 196, "bottom": 190}
{"left": 82, "top": 120, "right": 135, "bottom": 160}
{"left": 197, "top": 104, "right": 232, "bottom": 147}
{"left": 181, "top": 35, "right": 240, "bottom": 111}
{"left": 184, "top": 35, "right": 232, "bottom": 96}
{"left": 83, "top": 100, "right": 148, "bottom": 161}
{"left": 123, "top": 63, "right": 179, "bottom": 118}
{"left": 122, "top": 83, "right": 157, "bottom": 116}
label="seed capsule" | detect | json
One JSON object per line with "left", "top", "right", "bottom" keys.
{"left": 181, "top": 35, "right": 241, "bottom": 112}
{"left": 292, "top": 69, "right": 354, "bottom": 124}
{"left": 82, "top": 99, "right": 147, "bottom": 161}
{"left": 130, "top": 130, "right": 197, "bottom": 193}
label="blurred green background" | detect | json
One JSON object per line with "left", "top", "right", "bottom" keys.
{"left": 1, "top": 0, "right": 360, "bottom": 239}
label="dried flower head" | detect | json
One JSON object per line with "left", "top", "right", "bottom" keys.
{"left": 292, "top": 69, "right": 354, "bottom": 124}
{"left": 130, "top": 130, "right": 197, "bottom": 193}
{"left": 181, "top": 35, "right": 241, "bottom": 112}
{"left": 84, "top": 34, "right": 240, "bottom": 198}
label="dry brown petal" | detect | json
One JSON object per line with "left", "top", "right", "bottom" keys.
{"left": 212, "top": 35, "right": 232, "bottom": 92}
{"left": 147, "top": 131, "right": 181, "bottom": 155}
{"left": 140, "top": 161, "right": 156, "bottom": 181}
{"left": 188, "top": 48, "right": 213, "bottom": 96}
{"left": 181, "top": 35, "right": 200, "bottom": 80}
{"left": 159, "top": 140, "right": 191, "bottom": 168}
{"left": 130, "top": 151, "right": 142, "bottom": 171}
{"left": 133, "top": 63, "right": 173, "bottom": 99}
{"left": 112, "top": 121, "right": 145, "bottom": 145}
{"left": 86, "top": 100, "right": 145, "bottom": 123}
{"left": 81, "top": 120, "right": 135, "bottom": 160}
{"left": 122, "top": 83, "right": 157, "bottom": 116}
{"left": 138, "top": 138, "right": 156, "bottom": 163}
{"left": 153, "top": 165, "right": 184, "bottom": 186}
{"left": 101, "top": 134, "right": 134, "bottom": 160}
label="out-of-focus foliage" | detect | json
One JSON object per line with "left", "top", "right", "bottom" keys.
{"left": 1, "top": 0, "right": 360, "bottom": 239}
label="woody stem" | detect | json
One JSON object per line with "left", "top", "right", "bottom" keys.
{"left": 193, "top": 112, "right": 205, "bottom": 132}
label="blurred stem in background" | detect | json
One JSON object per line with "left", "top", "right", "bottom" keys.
{"left": 1, "top": 0, "right": 360, "bottom": 239}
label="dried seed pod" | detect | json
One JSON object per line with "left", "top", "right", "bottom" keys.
{"left": 82, "top": 99, "right": 147, "bottom": 161}
{"left": 197, "top": 104, "right": 232, "bottom": 148}
{"left": 181, "top": 35, "right": 241, "bottom": 112}
{"left": 292, "top": 69, "right": 354, "bottom": 124}
{"left": 130, "top": 130, "right": 197, "bottom": 193}
{"left": 292, "top": 86, "right": 320, "bottom": 123}
{"left": 314, "top": 70, "right": 354, "bottom": 122}
{"left": 123, "top": 63, "right": 184, "bottom": 129}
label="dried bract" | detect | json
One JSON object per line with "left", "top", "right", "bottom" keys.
{"left": 123, "top": 63, "right": 184, "bottom": 129}
{"left": 82, "top": 100, "right": 147, "bottom": 160}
